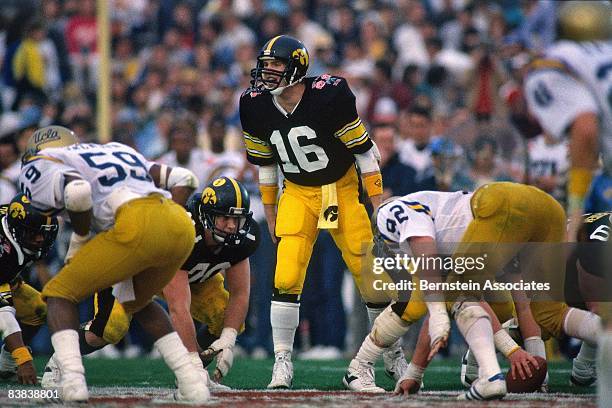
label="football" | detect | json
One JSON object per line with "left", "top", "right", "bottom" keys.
{"left": 506, "top": 356, "right": 548, "bottom": 393}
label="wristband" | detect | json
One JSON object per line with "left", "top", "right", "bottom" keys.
{"left": 404, "top": 362, "right": 425, "bottom": 382}
{"left": 219, "top": 327, "right": 238, "bottom": 345}
{"left": 11, "top": 346, "right": 32, "bottom": 366}
{"left": 363, "top": 173, "right": 383, "bottom": 197}
{"left": 260, "top": 184, "right": 279, "bottom": 205}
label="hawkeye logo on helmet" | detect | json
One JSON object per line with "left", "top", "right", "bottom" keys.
{"left": 292, "top": 48, "right": 308, "bottom": 66}
{"left": 202, "top": 187, "right": 217, "bottom": 205}
{"left": 9, "top": 203, "right": 26, "bottom": 220}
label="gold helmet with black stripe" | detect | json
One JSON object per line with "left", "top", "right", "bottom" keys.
{"left": 189, "top": 176, "right": 253, "bottom": 247}
{"left": 557, "top": 1, "right": 612, "bottom": 42}
{"left": 22, "top": 125, "right": 79, "bottom": 164}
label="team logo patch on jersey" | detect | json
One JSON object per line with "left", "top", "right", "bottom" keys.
{"left": 202, "top": 187, "right": 217, "bottom": 205}
{"left": 9, "top": 203, "right": 26, "bottom": 220}
{"left": 323, "top": 205, "right": 338, "bottom": 222}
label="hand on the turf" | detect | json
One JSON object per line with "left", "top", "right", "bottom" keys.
{"left": 394, "top": 378, "right": 421, "bottom": 395}
{"left": 205, "top": 346, "right": 233, "bottom": 382}
{"left": 201, "top": 328, "right": 237, "bottom": 381}
{"left": 17, "top": 361, "right": 37, "bottom": 385}
{"left": 508, "top": 349, "right": 539, "bottom": 380}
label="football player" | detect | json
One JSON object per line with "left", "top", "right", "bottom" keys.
{"left": 0, "top": 193, "right": 58, "bottom": 384}
{"left": 523, "top": 3, "right": 612, "bottom": 402}
{"left": 41, "top": 177, "right": 258, "bottom": 389}
{"left": 18, "top": 125, "right": 208, "bottom": 402}
{"left": 240, "top": 35, "right": 391, "bottom": 389}
{"left": 349, "top": 183, "right": 601, "bottom": 400}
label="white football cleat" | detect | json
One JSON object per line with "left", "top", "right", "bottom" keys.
{"left": 383, "top": 341, "right": 409, "bottom": 381}
{"left": 571, "top": 358, "right": 597, "bottom": 386}
{"left": 267, "top": 351, "right": 293, "bottom": 389}
{"left": 458, "top": 373, "right": 506, "bottom": 401}
{"left": 460, "top": 349, "right": 479, "bottom": 388}
{"left": 188, "top": 352, "right": 230, "bottom": 392}
{"left": 41, "top": 355, "right": 61, "bottom": 389}
{"left": 0, "top": 345, "right": 17, "bottom": 381}
{"left": 60, "top": 371, "right": 89, "bottom": 402}
{"left": 174, "top": 355, "right": 210, "bottom": 402}
{"left": 343, "top": 359, "right": 385, "bottom": 393}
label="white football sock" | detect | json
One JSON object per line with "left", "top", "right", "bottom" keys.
{"left": 598, "top": 330, "right": 612, "bottom": 407}
{"left": 155, "top": 332, "right": 196, "bottom": 382}
{"left": 355, "top": 335, "right": 385, "bottom": 364}
{"left": 271, "top": 301, "right": 299, "bottom": 354}
{"left": 367, "top": 306, "right": 385, "bottom": 328}
{"left": 524, "top": 336, "right": 546, "bottom": 359}
{"left": 576, "top": 340, "right": 597, "bottom": 364}
{"left": 563, "top": 307, "right": 601, "bottom": 346}
{"left": 459, "top": 318, "right": 501, "bottom": 378}
{"left": 51, "top": 330, "right": 85, "bottom": 375}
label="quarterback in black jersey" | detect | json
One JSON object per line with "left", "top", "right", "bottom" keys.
{"left": 240, "top": 34, "right": 387, "bottom": 389}
{"left": 42, "top": 177, "right": 258, "bottom": 387}
{"left": 0, "top": 194, "right": 58, "bottom": 384}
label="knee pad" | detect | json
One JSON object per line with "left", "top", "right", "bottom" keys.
{"left": 102, "top": 304, "right": 132, "bottom": 345}
{"left": 452, "top": 301, "right": 489, "bottom": 334}
{"left": 371, "top": 305, "right": 411, "bottom": 348}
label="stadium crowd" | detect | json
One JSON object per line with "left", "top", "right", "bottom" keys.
{"left": 0, "top": 0, "right": 573, "bottom": 359}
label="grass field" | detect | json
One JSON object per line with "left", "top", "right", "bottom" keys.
{"left": 0, "top": 356, "right": 597, "bottom": 407}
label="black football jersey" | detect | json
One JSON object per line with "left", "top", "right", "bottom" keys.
{"left": 182, "top": 219, "right": 260, "bottom": 284}
{"left": 576, "top": 211, "right": 611, "bottom": 278}
{"left": 240, "top": 75, "right": 373, "bottom": 186}
{"left": 0, "top": 205, "right": 36, "bottom": 285}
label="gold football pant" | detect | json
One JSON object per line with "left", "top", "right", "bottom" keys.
{"left": 42, "top": 195, "right": 195, "bottom": 314}
{"left": 89, "top": 273, "right": 238, "bottom": 344}
{"left": 0, "top": 281, "right": 47, "bottom": 327}
{"left": 449, "top": 182, "right": 568, "bottom": 337}
{"left": 274, "top": 166, "right": 373, "bottom": 298}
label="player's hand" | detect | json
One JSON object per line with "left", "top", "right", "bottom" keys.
{"left": 508, "top": 348, "right": 539, "bottom": 380}
{"left": 394, "top": 378, "right": 421, "bottom": 396}
{"left": 16, "top": 361, "right": 37, "bottom": 385}
{"left": 263, "top": 205, "right": 278, "bottom": 244}
{"left": 427, "top": 310, "right": 450, "bottom": 362}
{"left": 200, "top": 328, "right": 237, "bottom": 381}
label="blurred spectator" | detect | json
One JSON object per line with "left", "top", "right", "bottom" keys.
{"left": 371, "top": 123, "right": 420, "bottom": 199}
{"left": 12, "top": 20, "right": 61, "bottom": 107}
{"left": 452, "top": 135, "right": 514, "bottom": 191}
{"left": 527, "top": 132, "right": 568, "bottom": 205}
{"left": 0, "top": 134, "right": 19, "bottom": 202}
{"left": 65, "top": 0, "right": 98, "bottom": 90}
{"left": 397, "top": 106, "right": 437, "bottom": 190}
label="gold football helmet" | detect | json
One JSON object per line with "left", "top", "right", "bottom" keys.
{"left": 557, "top": 1, "right": 611, "bottom": 42}
{"left": 22, "top": 125, "right": 79, "bottom": 163}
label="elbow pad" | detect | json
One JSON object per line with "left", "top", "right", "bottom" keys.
{"left": 0, "top": 306, "right": 20, "bottom": 339}
{"left": 167, "top": 167, "right": 199, "bottom": 190}
{"left": 64, "top": 179, "right": 93, "bottom": 212}
{"left": 355, "top": 144, "right": 381, "bottom": 174}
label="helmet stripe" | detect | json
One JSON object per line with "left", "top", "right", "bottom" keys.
{"left": 264, "top": 35, "right": 282, "bottom": 54}
{"left": 228, "top": 178, "right": 242, "bottom": 208}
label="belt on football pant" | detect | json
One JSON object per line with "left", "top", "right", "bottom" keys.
{"left": 317, "top": 182, "right": 339, "bottom": 229}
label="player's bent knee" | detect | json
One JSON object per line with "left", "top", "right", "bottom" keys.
{"left": 531, "top": 301, "right": 566, "bottom": 339}
{"left": 452, "top": 301, "right": 489, "bottom": 333}
{"left": 371, "top": 305, "right": 411, "bottom": 348}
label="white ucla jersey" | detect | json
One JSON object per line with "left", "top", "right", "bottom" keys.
{"left": 524, "top": 40, "right": 612, "bottom": 172}
{"left": 376, "top": 190, "right": 473, "bottom": 249}
{"left": 19, "top": 142, "right": 170, "bottom": 231}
